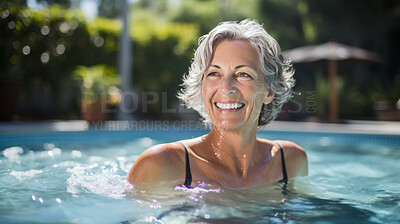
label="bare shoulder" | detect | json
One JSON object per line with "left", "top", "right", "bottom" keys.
{"left": 126, "top": 142, "right": 185, "bottom": 184}
{"left": 278, "top": 140, "right": 308, "bottom": 177}
{"left": 278, "top": 140, "right": 306, "bottom": 157}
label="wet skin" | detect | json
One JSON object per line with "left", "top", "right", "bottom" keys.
{"left": 127, "top": 40, "right": 308, "bottom": 189}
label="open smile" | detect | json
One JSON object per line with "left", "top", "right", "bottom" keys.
{"left": 215, "top": 102, "right": 245, "bottom": 111}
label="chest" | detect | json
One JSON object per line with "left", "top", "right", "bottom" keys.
{"left": 189, "top": 154, "right": 284, "bottom": 188}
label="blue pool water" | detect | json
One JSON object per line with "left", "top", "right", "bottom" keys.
{"left": 0, "top": 129, "right": 399, "bottom": 223}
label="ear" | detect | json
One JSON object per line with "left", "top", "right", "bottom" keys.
{"left": 263, "top": 90, "right": 274, "bottom": 104}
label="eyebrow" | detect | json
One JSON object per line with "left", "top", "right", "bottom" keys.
{"left": 209, "top": 64, "right": 252, "bottom": 70}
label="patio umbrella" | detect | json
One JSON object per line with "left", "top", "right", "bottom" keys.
{"left": 283, "top": 41, "right": 380, "bottom": 122}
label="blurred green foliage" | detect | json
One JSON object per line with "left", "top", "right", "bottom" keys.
{"left": 0, "top": 3, "right": 198, "bottom": 120}
{"left": 73, "top": 64, "right": 120, "bottom": 104}
{"left": 172, "top": 0, "right": 259, "bottom": 35}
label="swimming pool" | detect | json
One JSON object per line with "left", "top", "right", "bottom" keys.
{"left": 1, "top": 128, "right": 399, "bottom": 223}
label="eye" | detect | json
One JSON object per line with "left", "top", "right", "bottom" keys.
{"left": 236, "top": 72, "right": 253, "bottom": 80}
{"left": 206, "top": 72, "right": 218, "bottom": 77}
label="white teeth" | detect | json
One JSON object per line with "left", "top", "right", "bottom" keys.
{"left": 216, "top": 102, "right": 244, "bottom": 109}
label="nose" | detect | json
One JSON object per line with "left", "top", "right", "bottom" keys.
{"left": 220, "top": 76, "right": 236, "bottom": 95}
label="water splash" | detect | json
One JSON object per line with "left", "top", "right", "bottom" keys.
{"left": 10, "top": 169, "right": 43, "bottom": 181}
{"left": 174, "top": 182, "right": 221, "bottom": 194}
{"left": 66, "top": 157, "right": 129, "bottom": 199}
{"left": 2, "top": 146, "right": 24, "bottom": 163}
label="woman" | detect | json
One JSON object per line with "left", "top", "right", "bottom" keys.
{"left": 127, "top": 19, "right": 307, "bottom": 189}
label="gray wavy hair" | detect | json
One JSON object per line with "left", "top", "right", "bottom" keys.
{"left": 177, "top": 19, "right": 295, "bottom": 126}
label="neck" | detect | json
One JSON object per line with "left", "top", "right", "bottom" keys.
{"left": 205, "top": 124, "right": 260, "bottom": 178}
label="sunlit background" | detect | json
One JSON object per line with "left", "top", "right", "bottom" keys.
{"left": 1, "top": 0, "right": 399, "bottom": 123}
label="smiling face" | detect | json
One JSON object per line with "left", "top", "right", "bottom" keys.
{"left": 202, "top": 40, "right": 274, "bottom": 131}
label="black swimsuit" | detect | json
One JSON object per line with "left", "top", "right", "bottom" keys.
{"left": 182, "top": 142, "right": 193, "bottom": 187}
{"left": 179, "top": 142, "right": 288, "bottom": 187}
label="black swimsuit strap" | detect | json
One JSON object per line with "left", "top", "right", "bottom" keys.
{"left": 179, "top": 142, "right": 192, "bottom": 187}
{"left": 275, "top": 141, "right": 288, "bottom": 182}
{"left": 178, "top": 142, "right": 287, "bottom": 187}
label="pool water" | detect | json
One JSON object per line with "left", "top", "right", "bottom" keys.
{"left": 0, "top": 130, "right": 399, "bottom": 223}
